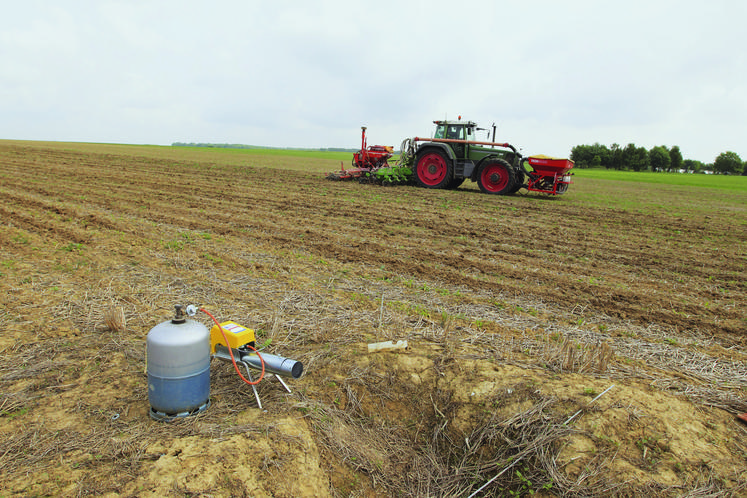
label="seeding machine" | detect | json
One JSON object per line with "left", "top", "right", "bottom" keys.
{"left": 326, "top": 118, "right": 574, "bottom": 195}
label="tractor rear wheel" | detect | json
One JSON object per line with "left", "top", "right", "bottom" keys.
{"left": 477, "top": 159, "right": 515, "bottom": 195}
{"left": 508, "top": 170, "right": 526, "bottom": 194}
{"left": 416, "top": 151, "right": 452, "bottom": 189}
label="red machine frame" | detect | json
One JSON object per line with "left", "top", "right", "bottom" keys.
{"left": 328, "top": 127, "right": 393, "bottom": 180}
{"left": 524, "top": 156, "right": 574, "bottom": 195}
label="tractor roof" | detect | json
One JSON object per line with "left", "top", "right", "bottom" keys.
{"left": 433, "top": 120, "right": 477, "bottom": 127}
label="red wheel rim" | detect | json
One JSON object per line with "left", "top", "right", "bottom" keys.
{"left": 417, "top": 153, "right": 447, "bottom": 186}
{"left": 480, "top": 163, "right": 510, "bottom": 192}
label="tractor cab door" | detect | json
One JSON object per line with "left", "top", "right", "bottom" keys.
{"left": 446, "top": 125, "right": 466, "bottom": 159}
{"left": 463, "top": 125, "right": 477, "bottom": 160}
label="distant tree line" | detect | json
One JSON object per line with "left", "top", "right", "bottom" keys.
{"left": 171, "top": 142, "right": 357, "bottom": 153}
{"left": 570, "top": 143, "right": 746, "bottom": 175}
{"left": 172, "top": 142, "right": 259, "bottom": 149}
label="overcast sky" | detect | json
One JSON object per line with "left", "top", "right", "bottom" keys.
{"left": 2, "top": 1, "right": 745, "bottom": 163}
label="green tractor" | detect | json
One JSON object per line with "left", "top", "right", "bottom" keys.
{"left": 328, "top": 119, "right": 574, "bottom": 195}
{"left": 410, "top": 119, "right": 526, "bottom": 195}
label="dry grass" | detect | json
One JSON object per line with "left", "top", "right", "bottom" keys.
{"left": 297, "top": 380, "right": 638, "bottom": 497}
{"left": 545, "top": 335, "right": 615, "bottom": 374}
{"left": 103, "top": 305, "right": 126, "bottom": 332}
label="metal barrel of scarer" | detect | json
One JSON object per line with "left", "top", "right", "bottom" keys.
{"left": 240, "top": 351, "right": 303, "bottom": 379}
{"left": 147, "top": 305, "right": 211, "bottom": 421}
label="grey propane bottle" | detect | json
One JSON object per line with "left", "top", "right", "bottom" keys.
{"left": 146, "top": 305, "right": 210, "bottom": 420}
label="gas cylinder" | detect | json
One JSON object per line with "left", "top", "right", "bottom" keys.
{"left": 147, "top": 305, "right": 210, "bottom": 421}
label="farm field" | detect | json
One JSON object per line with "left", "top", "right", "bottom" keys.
{"left": 0, "top": 140, "right": 746, "bottom": 497}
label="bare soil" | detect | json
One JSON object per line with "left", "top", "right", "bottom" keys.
{"left": 0, "top": 141, "right": 746, "bottom": 497}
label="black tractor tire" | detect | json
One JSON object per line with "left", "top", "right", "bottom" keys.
{"left": 415, "top": 150, "right": 452, "bottom": 189}
{"left": 508, "top": 170, "right": 526, "bottom": 194}
{"left": 476, "top": 159, "right": 516, "bottom": 195}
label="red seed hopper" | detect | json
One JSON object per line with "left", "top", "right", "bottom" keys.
{"left": 523, "top": 155, "right": 574, "bottom": 195}
{"left": 326, "top": 126, "right": 393, "bottom": 181}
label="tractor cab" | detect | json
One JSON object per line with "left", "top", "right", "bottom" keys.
{"left": 433, "top": 120, "right": 477, "bottom": 142}
{"left": 433, "top": 120, "right": 476, "bottom": 159}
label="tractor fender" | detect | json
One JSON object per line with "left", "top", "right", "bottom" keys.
{"left": 415, "top": 142, "right": 456, "bottom": 165}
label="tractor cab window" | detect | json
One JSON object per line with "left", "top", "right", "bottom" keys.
{"left": 446, "top": 125, "right": 464, "bottom": 140}
{"left": 434, "top": 124, "right": 445, "bottom": 139}
{"left": 466, "top": 127, "right": 475, "bottom": 142}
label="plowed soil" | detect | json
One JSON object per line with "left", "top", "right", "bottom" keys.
{"left": 1, "top": 141, "right": 746, "bottom": 497}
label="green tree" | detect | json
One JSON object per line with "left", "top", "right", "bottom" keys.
{"left": 630, "top": 147, "right": 650, "bottom": 172}
{"left": 649, "top": 146, "right": 671, "bottom": 172}
{"left": 570, "top": 144, "right": 592, "bottom": 168}
{"left": 669, "top": 146, "right": 683, "bottom": 172}
{"left": 682, "top": 159, "right": 705, "bottom": 173}
{"left": 713, "top": 151, "right": 743, "bottom": 174}
{"left": 610, "top": 143, "right": 622, "bottom": 170}
{"left": 621, "top": 143, "right": 637, "bottom": 170}
{"left": 593, "top": 143, "right": 612, "bottom": 169}
{"left": 571, "top": 143, "right": 611, "bottom": 168}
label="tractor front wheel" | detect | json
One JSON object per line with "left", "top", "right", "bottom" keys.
{"left": 477, "top": 159, "right": 516, "bottom": 195}
{"left": 416, "top": 151, "right": 452, "bottom": 189}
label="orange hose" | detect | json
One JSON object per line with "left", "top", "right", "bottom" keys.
{"left": 200, "top": 308, "right": 265, "bottom": 385}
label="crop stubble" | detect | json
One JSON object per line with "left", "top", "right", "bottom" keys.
{"left": 2, "top": 144, "right": 743, "bottom": 338}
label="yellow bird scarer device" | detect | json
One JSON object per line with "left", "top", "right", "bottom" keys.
{"left": 146, "top": 304, "right": 303, "bottom": 421}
